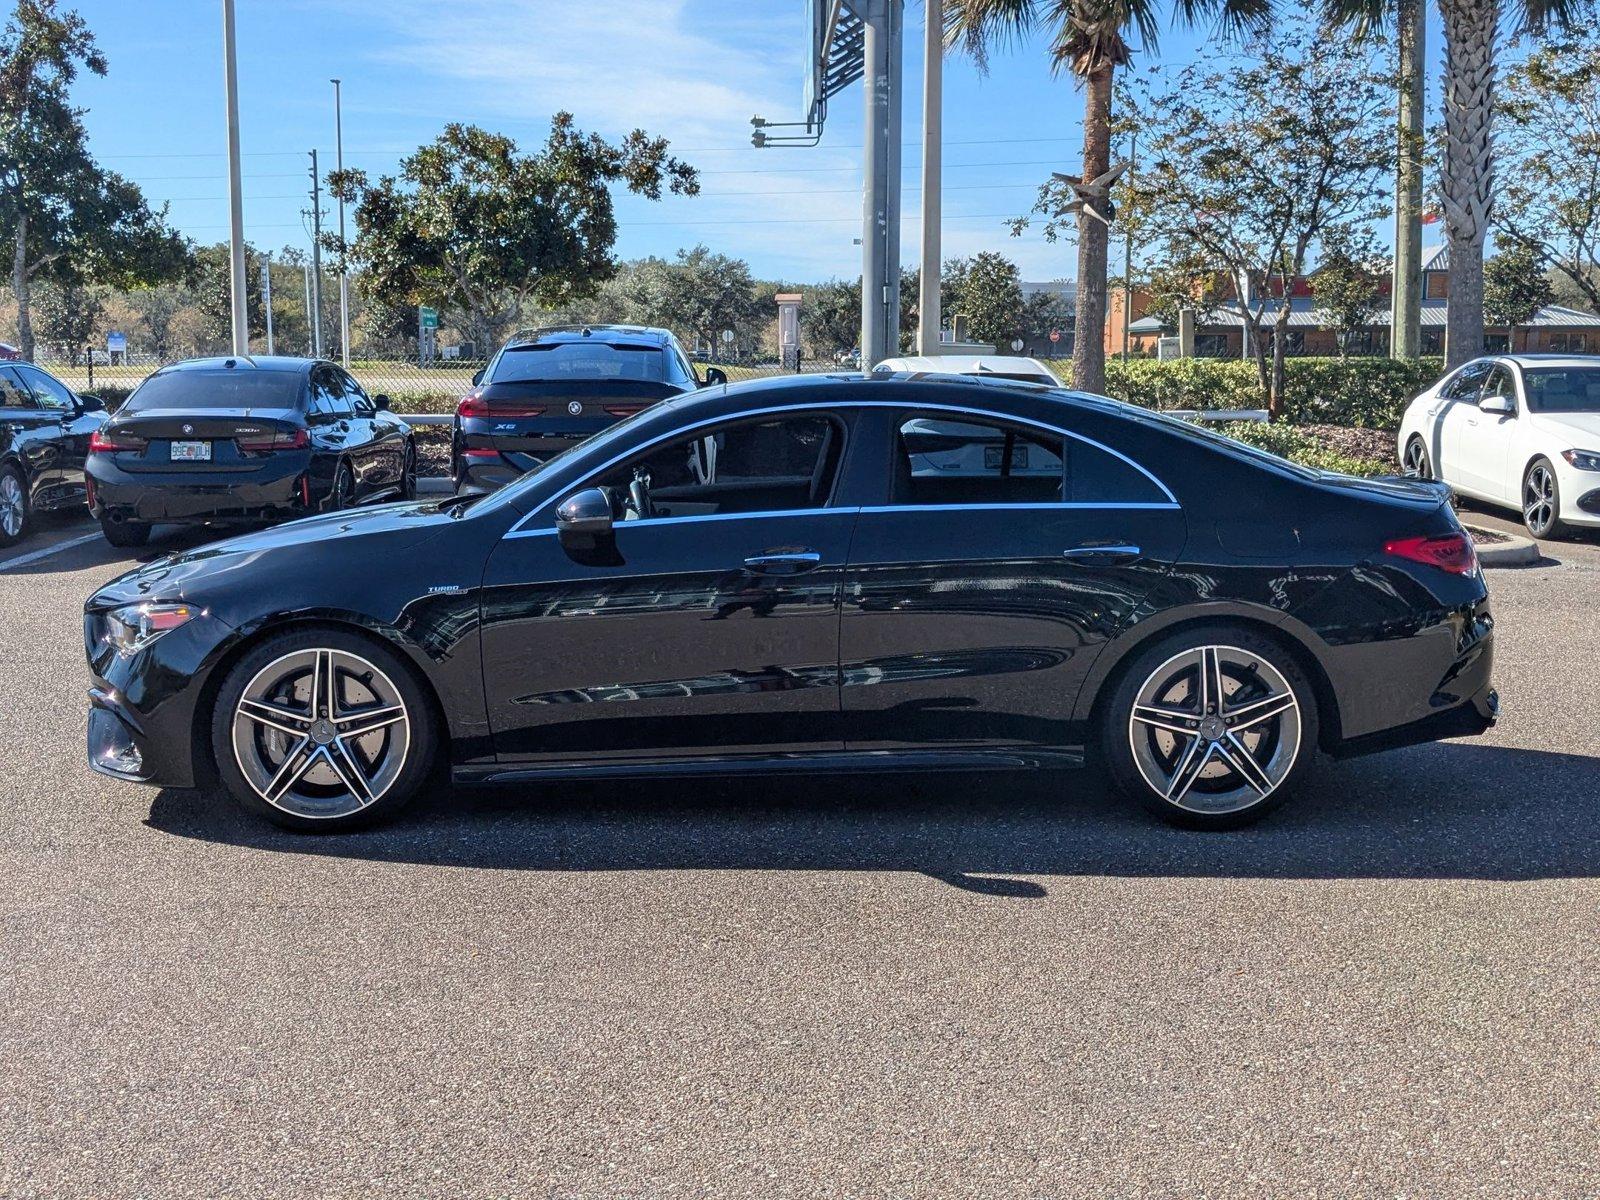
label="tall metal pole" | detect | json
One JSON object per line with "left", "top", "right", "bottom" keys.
{"left": 1391, "top": 0, "right": 1425, "bottom": 360}
{"left": 261, "top": 251, "right": 274, "bottom": 355}
{"left": 308, "top": 150, "right": 325, "bottom": 358}
{"left": 859, "top": 0, "right": 901, "bottom": 368}
{"left": 916, "top": 0, "right": 942, "bottom": 355}
{"left": 222, "top": 0, "right": 248, "bottom": 355}
{"left": 1122, "top": 131, "right": 1135, "bottom": 362}
{"left": 302, "top": 264, "right": 312, "bottom": 354}
{"left": 332, "top": 78, "right": 350, "bottom": 368}
{"left": 884, "top": 0, "right": 903, "bottom": 357}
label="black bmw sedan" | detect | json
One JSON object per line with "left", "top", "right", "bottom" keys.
{"left": 0, "top": 360, "right": 109, "bottom": 547}
{"left": 453, "top": 324, "right": 724, "bottom": 492}
{"left": 87, "top": 356, "right": 415, "bottom": 547}
{"left": 84, "top": 372, "right": 1496, "bottom": 832}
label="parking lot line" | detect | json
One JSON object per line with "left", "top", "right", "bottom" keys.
{"left": 0, "top": 531, "right": 104, "bottom": 573}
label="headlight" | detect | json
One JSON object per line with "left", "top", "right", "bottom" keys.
{"left": 1561, "top": 449, "right": 1600, "bottom": 472}
{"left": 103, "top": 602, "right": 195, "bottom": 656}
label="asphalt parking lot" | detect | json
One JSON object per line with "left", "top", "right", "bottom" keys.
{"left": 3, "top": 512, "right": 1598, "bottom": 1198}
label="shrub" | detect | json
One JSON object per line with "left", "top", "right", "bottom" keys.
{"left": 1209, "top": 420, "right": 1391, "bottom": 477}
{"left": 1103, "top": 357, "right": 1443, "bottom": 430}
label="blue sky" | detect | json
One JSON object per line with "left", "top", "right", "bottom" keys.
{"left": 71, "top": 0, "right": 1449, "bottom": 285}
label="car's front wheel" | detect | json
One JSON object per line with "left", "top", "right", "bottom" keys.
{"left": 1522, "top": 457, "right": 1564, "bottom": 539}
{"left": 1102, "top": 628, "right": 1318, "bottom": 830}
{"left": 210, "top": 628, "right": 437, "bottom": 831}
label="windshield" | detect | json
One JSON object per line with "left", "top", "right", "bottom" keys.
{"left": 125, "top": 371, "right": 304, "bottom": 412}
{"left": 1523, "top": 367, "right": 1600, "bottom": 414}
{"left": 489, "top": 342, "right": 666, "bottom": 385}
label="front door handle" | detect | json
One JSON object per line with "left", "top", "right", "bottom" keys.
{"left": 743, "top": 550, "right": 822, "bottom": 575}
{"left": 1062, "top": 543, "right": 1141, "bottom": 564}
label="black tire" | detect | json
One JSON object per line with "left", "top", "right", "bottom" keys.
{"left": 1101, "top": 625, "right": 1320, "bottom": 831}
{"left": 400, "top": 443, "right": 417, "bottom": 500}
{"left": 1522, "top": 456, "right": 1564, "bottom": 540}
{"left": 210, "top": 627, "right": 438, "bottom": 832}
{"left": 100, "top": 514, "right": 151, "bottom": 548}
{"left": 331, "top": 461, "right": 356, "bottom": 511}
{"left": 1402, "top": 436, "right": 1433, "bottom": 481}
{"left": 0, "top": 463, "right": 29, "bottom": 548}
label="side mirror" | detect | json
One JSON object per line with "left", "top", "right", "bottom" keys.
{"left": 700, "top": 367, "right": 728, "bottom": 388}
{"left": 471, "top": 369, "right": 484, "bottom": 386}
{"left": 373, "top": 393, "right": 392, "bottom": 411}
{"left": 1479, "top": 393, "right": 1515, "bottom": 415}
{"left": 76, "top": 393, "right": 105, "bottom": 413}
{"left": 556, "top": 487, "right": 614, "bottom": 545}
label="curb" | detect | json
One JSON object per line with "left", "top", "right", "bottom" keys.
{"left": 1466, "top": 526, "right": 1541, "bottom": 568}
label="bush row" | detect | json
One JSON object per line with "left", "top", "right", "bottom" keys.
{"left": 1103, "top": 357, "right": 1444, "bottom": 430}
{"left": 1208, "top": 421, "right": 1391, "bottom": 476}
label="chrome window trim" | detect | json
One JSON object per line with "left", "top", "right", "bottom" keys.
{"left": 503, "top": 399, "right": 1179, "bottom": 539}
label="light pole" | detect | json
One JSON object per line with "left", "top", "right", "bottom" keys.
{"left": 221, "top": 0, "right": 248, "bottom": 355}
{"left": 308, "top": 150, "right": 325, "bottom": 358}
{"left": 261, "top": 251, "right": 274, "bottom": 355}
{"left": 916, "top": 0, "right": 941, "bottom": 355}
{"left": 331, "top": 78, "right": 350, "bottom": 368}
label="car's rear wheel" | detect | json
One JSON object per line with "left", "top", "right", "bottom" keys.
{"left": 400, "top": 444, "right": 417, "bottom": 500}
{"left": 210, "top": 628, "right": 437, "bottom": 831}
{"left": 1522, "top": 457, "right": 1564, "bottom": 539}
{"left": 0, "top": 464, "right": 29, "bottom": 548}
{"left": 331, "top": 461, "right": 356, "bottom": 511}
{"left": 1102, "top": 628, "right": 1318, "bottom": 830}
{"left": 1402, "top": 436, "right": 1432, "bottom": 480}
{"left": 100, "top": 514, "right": 151, "bottom": 548}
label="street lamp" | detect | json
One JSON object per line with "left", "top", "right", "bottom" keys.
{"left": 331, "top": 78, "right": 350, "bottom": 368}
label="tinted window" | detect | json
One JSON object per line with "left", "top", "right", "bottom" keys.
{"left": 16, "top": 365, "right": 74, "bottom": 411}
{"left": 126, "top": 370, "right": 305, "bottom": 412}
{"left": 1523, "top": 367, "right": 1600, "bottom": 414}
{"left": 310, "top": 370, "right": 352, "bottom": 417}
{"left": 1481, "top": 365, "right": 1516, "bottom": 406}
{"left": 892, "top": 414, "right": 1166, "bottom": 506}
{"left": 663, "top": 349, "right": 697, "bottom": 389}
{"left": 595, "top": 415, "right": 840, "bottom": 520}
{"left": 1444, "top": 361, "right": 1493, "bottom": 400}
{"left": 0, "top": 367, "right": 31, "bottom": 409}
{"left": 490, "top": 341, "right": 668, "bottom": 384}
{"left": 339, "top": 369, "right": 373, "bottom": 412}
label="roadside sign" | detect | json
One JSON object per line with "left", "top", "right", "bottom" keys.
{"left": 106, "top": 331, "right": 127, "bottom": 354}
{"left": 720, "top": 329, "right": 735, "bottom": 344}
{"left": 1049, "top": 329, "right": 1061, "bottom": 344}
{"left": 419, "top": 306, "right": 439, "bottom": 330}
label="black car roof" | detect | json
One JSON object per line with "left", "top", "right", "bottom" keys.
{"left": 500, "top": 325, "right": 677, "bottom": 350}
{"left": 153, "top": 355, "right": 319, "bottom": 375}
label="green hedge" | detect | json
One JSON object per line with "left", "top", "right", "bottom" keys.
{"left": 1208, "top": 420, "right": 1390, "bottom": 476}
{"left": 1103, "top": 357, "right": 1444, "bottom": 430}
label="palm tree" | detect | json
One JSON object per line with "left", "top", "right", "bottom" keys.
{"left": 944, "top": 0, "right": 1274, "bottom": 394}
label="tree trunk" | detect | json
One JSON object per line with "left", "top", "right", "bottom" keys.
{"left": 1391, "top": 0, "right": 1425, "bottom": 360}
{"left": 13, "top": 214, "right": 34, "bottom": 363}
{"left": 1439, "top": 0, "right": 1499, "bottom": 370}
{"left": 1071, "top": 63, "right": 1114, "bottom": 395}
{"left": 1270, "top": 312, "right": 1291, "bottom": 421}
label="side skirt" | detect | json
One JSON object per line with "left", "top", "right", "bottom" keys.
{"left": 453, "top": 746, "right": 1086, "bottom": 786}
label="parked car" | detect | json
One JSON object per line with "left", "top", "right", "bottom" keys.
{"left": 0, "top": 342, "right": 23, "bottom": 361}
{"left": 876, "top": 354, "right": 1064, "bottom": 386}
{"left": 86, "top": 356, "right": 415, "bottom": 548}
{"left": 453, "top": 325, "right": 725, "bottom": 493}
{"left": 1398, "top": 353, "right": 1600, "bottom": 538}
{"left": 0, "top": 361, "right": 109, "bottom": 547}
{"left": 86, "top": 372, "right": 1495, "bottom": 833}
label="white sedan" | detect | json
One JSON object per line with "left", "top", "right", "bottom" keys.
{"left": 1397, "top": 354, "right": 1600, "bottom": 538}
{"left": 874, "top": 354, "right": 1064, "bottom": 386}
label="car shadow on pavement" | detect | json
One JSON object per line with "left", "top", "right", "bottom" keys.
{"left": 143, "top": 740, "right": 1600, "bottom": 896}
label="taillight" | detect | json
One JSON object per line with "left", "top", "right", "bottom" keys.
{"left": 458, "top": 393, "right": 545, "bottom": 420}
{"left": 237, "top": 428, "right": 309, "bottom": 452}
{"left": 1384, "top": 532, "right": 1478, "bottom": 575}
{"left": 457, "top": 393, "right": 489, "bottom": 419}
{"left": 89, "top": 430, "right": 145, "bottom": 453}
{"left": 603, "top": 404, "right": 644, "bottom": 417}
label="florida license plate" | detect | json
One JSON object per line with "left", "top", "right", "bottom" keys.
{"left": 171, "top": 440, "right": 211, "bottom": 462}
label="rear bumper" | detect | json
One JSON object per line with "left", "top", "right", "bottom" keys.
{"left": 88, "top": 456, "right": 312, "bottom": 524}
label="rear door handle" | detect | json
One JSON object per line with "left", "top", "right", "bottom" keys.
{"left": 743, "top": 550, "right": 822, "bottom": 575}
{"left": 1062, "top": 543, "right": 1141, "bottom": 564}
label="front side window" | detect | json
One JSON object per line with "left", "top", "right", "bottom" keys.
{"left": 891, "top": 413, "right": 1167, "bottom": 507}
{"left": 591, "top": 414, "right": 841, "bottom": 522}
{"left": 1480, "top": 365, "right": 1517, "bottom": 408}
{"left": 16, "top": 365, "right": 74, "bottom": 411}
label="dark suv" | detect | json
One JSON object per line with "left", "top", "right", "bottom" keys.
{"left": 452, "top": 325, "right": 724, "bottom": 492}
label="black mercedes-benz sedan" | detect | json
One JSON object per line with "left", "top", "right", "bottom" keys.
{"left": 0, "top": 361, "right": 109, "bottom": 547}
{"left": 84, "top": 372, "right": 1496, "bottom": 832}
{"left": 453, "top": 324, "right": 724, "bottom": 492}
{"left": 87, "top": 356, "right": 416, "bottom": 548}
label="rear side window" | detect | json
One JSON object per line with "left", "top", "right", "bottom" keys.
{"left": 892, "top": 414, "right": 1167, "bottom": 506}
{"left": 126, "top": 371, "right": 305, "bottom": 412}
{"left": 0, "top": 367, "right": 31, "bottom": 409}
{"left": 490, "top": 341, "right": 668, "bottom": 384}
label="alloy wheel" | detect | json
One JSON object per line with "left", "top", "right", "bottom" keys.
{"left": 1127, "top": 644, "right": 1302, "bottom": 815}
{"left": 1402, "top": 439, "right": 1431, "bottom": 480}
{"left": 1523, "top": 463, "right": 1556, "bottom": 537}
{"left": 230, "top": 647, "right": 410, "bottom": 819}
{"left": 0, "top": 472, "right": 23, "bottom": 538}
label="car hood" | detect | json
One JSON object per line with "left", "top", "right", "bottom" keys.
{"left": 1528, "top": 412, "right": 1600, "bottom": 448}
{"left": 86, "top": 500, "right": 465, "bottom": 611}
